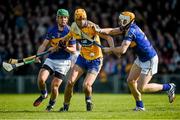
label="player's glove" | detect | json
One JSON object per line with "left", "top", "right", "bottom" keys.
{"left": 58, "top": 41, "right": 68, "bottom": 49}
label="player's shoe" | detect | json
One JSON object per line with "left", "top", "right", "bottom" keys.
{"left": 59, "top": 107, "right": 69, "bottom": 112}
{"left": 167, "top": 83, "right": 176, "bottom": 103}
{"left": 59, "top": 104, "right": 69, "bottom": 112}
{"left": 33, "top": 95, "right": 48, "bottom": 107}
{"left": 45, "top": 105, "right": 54, "bottom": 112}
{"left": 86, "top": 102, "right": 93, "bottom": 111}
{"left": 133, "top": 106, "right": 145, "bottom": 111}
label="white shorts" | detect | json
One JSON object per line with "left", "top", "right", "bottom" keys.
{"left": 71, "top": 51, "right": 80, "bottom": 64}
{"left": 134, "top": 55, "right": 158, "bottom": 75}
{"left": 43, "top": 58, "right": 71, "bottom": 76}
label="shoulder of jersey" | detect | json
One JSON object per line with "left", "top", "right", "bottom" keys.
{"left": 128, "top": 24, "right": 136, "bottom": 32}
{"left": 70, "top": 22, "right": 77, "bottom": 31}
{"left": 48, "top": 25, "right": 57, "bottom": 33}
{"left": 87, "top": 20, "right": 96, "bottom": 28}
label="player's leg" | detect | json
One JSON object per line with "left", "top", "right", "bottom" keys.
{"left": 51, "top": 77, "right": 63, "bottom": 102}
{"left": 46, "top": 76, "right": 63, "bottom": 111}
{"left": 59, "top": 64, "right": 84, "bottom": 111}
{"left": 137, "top": 73, "right": 175, "bottom": 94}
{"left": 127, "top": 63, "right": 144, "bottom": 110}
{"left": 137, "top": 74, "right": 161, "bottom": 92}
{"left": 83, "top": 58, "right": 103, "bottom": 111}
{"left": 37, "top": 67, "right": 51, "bottom": 95}
{"left": 83, "top": 72, "right": 98, "bottom": 111}
{"left": 33, "top": 58, "right": 54, "bottom": 107}
{"left": 33, "top": 67, "right": 51, "bottom": 107}
{"left": 46, "top": 59, "right": 71, "bottom": 111}
{"left": 137, "top": 55, "right": 176, "bottom": 103}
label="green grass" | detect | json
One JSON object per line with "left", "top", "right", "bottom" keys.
{"left": 0, "top": 94, "right": 179, "bottom": 119}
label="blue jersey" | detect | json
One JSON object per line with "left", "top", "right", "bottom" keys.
{"left": 124, "top": 23, "right": 157, "bottom": 62}
{"left": 45, "top": 24, "right": 76, "bottom": 60}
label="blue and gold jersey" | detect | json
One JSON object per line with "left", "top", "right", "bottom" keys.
{"left": 45, "top": 24, "right": 76, "bottom": 60}
{"left": 124, "top": 23, "right": 157, "bottom": 62}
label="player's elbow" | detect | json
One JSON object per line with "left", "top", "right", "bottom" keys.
{"left": 107, "top": 36, "right": 114, "bottom": 47}
{"left": 122, "top": 50, "right": 126, "bottom": 54}
{"left": 121, "top": 48, "right": 127, "bottom": 54}
{"left": 107, "top": 36, "right": 113, "bottom": 41}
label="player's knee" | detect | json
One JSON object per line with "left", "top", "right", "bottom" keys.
{"left": 38, "top": 74, "right": 47, "bottom": 82}
{"left": 67, "top": 80, "right": 75, "bottom": 88}
{"left": 52, "top": 85, "right": 59, "bottom": 93}
{"left": 52, "top": 82, "right": 60, "bottom": 91}
{"left": 83, "top": 82, "right": 91, "bottom": 90}
{"left": 127, "top": 78, "right": 136, "bottom": 85}
{"left": 38, "top": 76, "right": 46, "bottom": 84}
{"left": 52, "top": 78, "right": 61, "bottom": 91}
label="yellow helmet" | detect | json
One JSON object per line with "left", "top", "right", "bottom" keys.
{"left": 118, "top": 11, "right": 135, "bottom": 27}
{"left": 74, "top": 8, "right": 87, "bottom": 20}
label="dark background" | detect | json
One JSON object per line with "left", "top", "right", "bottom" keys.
{"left": 0, "top": 0, "right": 179, "bottom": 93}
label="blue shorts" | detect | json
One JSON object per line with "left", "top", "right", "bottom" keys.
{"left": 75, "top": 55, "right": 103, "bottom": 73}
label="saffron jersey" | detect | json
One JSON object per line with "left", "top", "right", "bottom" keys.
{"left": 65, "top": 21, "right": 103, "bottom": 60}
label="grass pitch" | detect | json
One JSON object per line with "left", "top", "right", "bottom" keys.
{"left": 0, "top": 94, "right": 179, "bottom": 119}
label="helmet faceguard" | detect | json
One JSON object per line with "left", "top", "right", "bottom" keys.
{"left": 118, "top": 11, "right": 135, "bottom": 31}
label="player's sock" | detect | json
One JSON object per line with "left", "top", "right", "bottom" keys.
{"left": 85, "top": 96, "right": 92, "bottom": 103}
{"left": 136, "top": 101, "right": 144, "bottom": 108}
{"left": 85, "top": 96, "right": 93, "bottom": 111}
{"left": 59, "top": 103, "right": 69, "bottom": 112}
{"left": 49, "top": 99, "right": 56, "bottom": 106}
{"left": 45, "top": 99, "right": 55, "bottom": 111}
{"left": 63, "top": 103, "right": 69, "bottom": 110}
{"left": 41, "top": 90, "right": 47, "bottom": 98}
{"left": 162, "top": 84, "right": 171, "bottom": 91}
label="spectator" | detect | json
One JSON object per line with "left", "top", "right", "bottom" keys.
{"left": 0, "top": 0, "right": 179, "bottom": 76}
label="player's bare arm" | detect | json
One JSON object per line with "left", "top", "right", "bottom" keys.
{"left": 103, "top": 40, "right": 131, "bottom": 56}
{"left": 35, "top": 39, "right": 49, "bottom": 62}
{"left": 98, "top": 33, "right": 114, "bottom": 47}
{"left": 97, "top": 27, "right": 123, "bottom": 36}
{"left": 37, "top": 39, "right": 49, "bottom": 53}
{"left": 112, "top": 40, "right": 131, "bottom": 55}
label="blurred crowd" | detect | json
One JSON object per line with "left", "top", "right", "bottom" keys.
{"left": 0, "top": 0, "right": 180, "bottom": 78}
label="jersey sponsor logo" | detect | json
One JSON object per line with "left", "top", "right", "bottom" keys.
{"left": 79, "top": 39, "right": 93, "bottom": 47}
